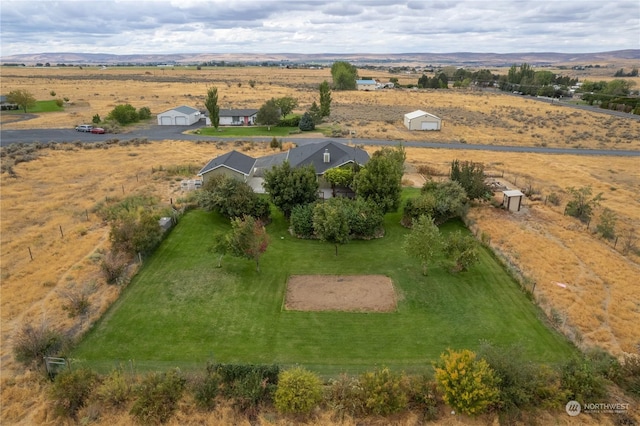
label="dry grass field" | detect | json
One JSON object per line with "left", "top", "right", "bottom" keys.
{"left": 1, "top": 65, "right": 639, "bottom": 424}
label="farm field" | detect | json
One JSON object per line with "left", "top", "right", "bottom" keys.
{"left": 1, "top": 66, "right": 640, "bottom": 150}
{"left": 71, "top": 208, "right": 574, "bottom": 374}
{"left": 1, "top": 63, "right": 639, "bottom": 424}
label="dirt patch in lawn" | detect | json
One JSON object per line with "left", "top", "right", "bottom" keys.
{"left": 285, "top": 275, "right": 397, "bottom": 312}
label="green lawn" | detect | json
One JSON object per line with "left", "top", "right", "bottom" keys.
{"left": 197, "top": 126, "right": 300, "bottom": 137}
{"left": 3, "top": 100, "right": 64, "bottom": 114}
{"left": 73, "top": 201, "right": 575, "bottom": 375}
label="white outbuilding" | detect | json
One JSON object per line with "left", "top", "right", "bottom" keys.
{"left": 502, "top": 190, "right": 525, "bottom": 212}
{"left": 157, "top": 105, "right": 201, "bottom": 125}
{"left": 404, "top": 110, "right": 442, "bottom": 131}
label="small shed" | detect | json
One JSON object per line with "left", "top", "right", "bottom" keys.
{"left": 502, "top": 190, "right": 525, "bottom": 212}
{"left": 356, "top": 79, "right": 377, "bottom": 91}
{"left": 157, "top": 105, "right": 201, "bottom": 125}
{"left": 404, "top": 110, "right": 442, "bottom": 131}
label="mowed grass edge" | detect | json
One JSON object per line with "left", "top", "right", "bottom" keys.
{"left": 73, "top": 197, "right": 575, "bottom": 375}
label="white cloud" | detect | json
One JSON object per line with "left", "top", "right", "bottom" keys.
{"left": 0, "top": 0, "right": 638, "bottom": 56}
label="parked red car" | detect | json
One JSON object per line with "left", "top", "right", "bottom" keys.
{"left": 90, "top": 127, "right": 105, "bottom": 134}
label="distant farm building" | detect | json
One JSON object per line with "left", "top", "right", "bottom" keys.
{"left": 502, "top": 190, "right": 525, "bottom": 212}
{"left": 356, "top": 79, "right": 377, "bottom": 91}
{"left": 404, "top": 110, "right": 442, "bottom": 131}
{"left": 157, "top": 106, "right": 201, "bottom": 125}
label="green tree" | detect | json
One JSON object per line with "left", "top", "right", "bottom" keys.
{"left": 197, "top": 175, "right": 270, "bottom": 221}
{"left": 7, "top": 89, "right": 36, "bottom": 113}
{"left": 443, "top": 230, "right": 479, "bottom": 272}
{"left": 319, "top": 80, "right": 332, "bottom": 116}
{"left": 596, "top": 208, "right": 617, "bottom": 240}
{"left": 92, "top": 113, "right": 101, "bottom": 124}
{"left": 564, "top": 186, "right": 602, "bottom": 224}
{"left": 107, "top": 104, "right": 139, "bottom": 125}
{"left": 298, "top": 111, "right": 315, "bottom": 131}
{"left": 274, "top": 96, "right": 298, "bottom": 117}
{"left": 324, "top": 166, "right": 354, "bottom": 191}
{"left": 256, "top": 98, "right": 281, "bottom": 130}
{"left": 205, "top": 86, "right": 220, "bottom": 129}
{"left": 603, "top": 79, "right": 631, "bottom": 96}
{"left": 450, "top": 159, "right": 491, "bottom": 201}
{"left": 225, "top": 215, "right": 269, "bottom": 272}
{"left": 313, "top": 198, "right": 351, "bottom": 256}
{"left": 354, "top": 146, "right": 405, "bottom": 213}
{"left": 308, "top": 101, "right": 322, "bottom": 124}
{"left": 137, "top": 106, "right": 151, "bottom": 120}
{"left": 403, "top": 215, "right": 441, "bottom": 276}
{"left": 331, "top": 61, "right": 358, "bottom": 90}
{"left": 434, "top": 349, "right": 500, "bottom": 416}
{"left": 263, "top": 161, "right": 318, "bottom": 218}
{"left": 403, "top": 180, "right": 467, "bottom": 226}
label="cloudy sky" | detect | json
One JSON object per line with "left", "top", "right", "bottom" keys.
{"left": 1, "top": 0, "right": 638, "bottom": 57}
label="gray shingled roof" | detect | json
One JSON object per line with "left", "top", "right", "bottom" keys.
{"left": 159, "top": 105, "right": 199, "bottom": 115}
{"left": 219, "top": 109, "right": 259, "bottom": 117}
{"left": 198, "top": 150, "right": 256, "bottom": 176}
{"left": 287, "top": 141, "right": 369, "bottom": 174}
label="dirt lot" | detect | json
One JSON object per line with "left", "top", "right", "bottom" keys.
{"left": 285, "top": 275, "right": 396, "bottom": 312}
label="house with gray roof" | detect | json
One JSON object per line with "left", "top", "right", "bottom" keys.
{"left": 197, "top": 150, "right": 257, "bottom": 184}
{"left": 198, "top": 141, "right": 369, "bottom": 195}
{"left": 214, "top": 109, "right": 259, "bottom": 126}
{"left": 157, "top": 105, "right": 202, "bottom": 125}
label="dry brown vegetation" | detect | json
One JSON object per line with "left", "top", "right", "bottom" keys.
{"left": 1, "top": 65, "right": 639, "bottom": 425}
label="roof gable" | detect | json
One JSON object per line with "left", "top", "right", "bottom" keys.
{"left": 159, "top": 105, "right": 199, "bottom": 115}
{"left": 198, "top": 150, "right": 256, "bottom": 176}
{"left": 287, "top": 141, "right": 369, "bottom": 174}
{"left": 219, "top": 109, "right": 259, "bottom": 117}
{"left": 356, "top": 79, "right": 377, "bottom": 85}
{"left": 405, "top": 110, "right": 440, "bottom": 120}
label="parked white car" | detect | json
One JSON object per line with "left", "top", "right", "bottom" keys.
{"left": 75, "top": 124, "right": 93, "bottom": 132}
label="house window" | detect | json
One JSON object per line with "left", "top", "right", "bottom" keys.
{"left": 232, "top": 116, "right": 240, "bottom": 124}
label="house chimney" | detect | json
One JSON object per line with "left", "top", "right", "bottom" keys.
{"left": 323, "top": 148, "right": 330, "bottom": 163}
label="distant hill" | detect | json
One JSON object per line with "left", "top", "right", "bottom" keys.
{"left": 1, "top": 50, "right": 638, "bottom": 67}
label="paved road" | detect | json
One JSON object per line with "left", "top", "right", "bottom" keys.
{"left": 2, "top": 122, "right": 639, "bottom": 157}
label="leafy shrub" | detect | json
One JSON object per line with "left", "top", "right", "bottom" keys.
{"left": 347, "top": 198, "right": 384, "bottom": 238}
{"left": 290, "top": 203, "right": 316, "bottom": 238}
{"left": 55, "top": 98, "right": 64, "bottom": 107}
{"left": 326, "top": 374, "right": 365, "bottom": 417}
{"left": 209, "top": 364, "right": 279, "bottom": 415}
{"left": 442, "top": 230, "right": 479, "bottom": 272}
{"left": 402, "top": 180, "right": 467, "bottom": 226}
{"left": 96, "top": 368, "right": 131, "bottom": 407}
{"left": 596, "top": 208, "right": 617, "bottom": 240}
{"left": 138, "top": 106, "right": 151, "bottom": 120}
{"left": 564, "top": 186, "right": 602, "bottom": 224}
{"left": 560, "top": 357, "right": 607, "bottom": 402}
{"left": 13, "top": 321, "right": 66, "bottom": 367}
{"left": 547, "top": 192, "right": 561, "bottom": 206}
{"left": 107, "top": 103, "right": 139, "bottom": 125}
{"left": 585, "top": 347, "right": 622, "bottom": 382}
{"left": 274, "top": 367, "right": 323, "bottom": 415}
{"left": 359, "top": 367, "right": 408, "bottom": 416}
{"left": 50, "top": 368, "right": 98, "bottom": 420}
{"left": 277, "top": 115, "right": 301, "bottom": 127}
{"left": 406, "top": 374, "right": 439, "bottom": 421}
{"left": 478, "top": 343, "right": 568, "bottom": 415}
{"left": 434, "top": 349, "right": 500, "bottom": 416}
{"left": 109, "top": 211, "right": 163, "bottom": 256}
{"left": 192, "top": 368, "right": 221, "bottom": 410}
{"left": 197, "top": 176, "right": 270, "bottom": 221}
{"left": 101, "top": 251, "right": 128, "bottom": 284}
{"left": 130, "top": 369, "right": 186, "bottom": 424}
{"left": 92, "top": 113, "right": 101, "bottom": 124}
{"left": 620, "top": 354, "right": 640, "bottom": 397}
